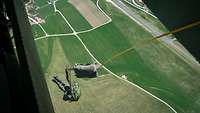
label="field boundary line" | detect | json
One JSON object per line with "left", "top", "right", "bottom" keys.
{"left": 97, "top": 0, "right": 112, "bottom": 22}
{"left": 28, "top": 16, "right": 48, "bottom": 35}
{"left": 34, "top": 33, "right": 77, "bottom": 41}
{"left": 34, "top": 0, "right": 112, "bottom": 40}
{"left": 37, "top": 4, "right": 49, "bottom": 10}
{"left": 60, "top": 0, "right": 112, "bottom": 35}
{"left": 130, "top": 0, "right": 143, "bottom": 8}
{"left": 124, "top": 0, "right": 157, "bottom": 18}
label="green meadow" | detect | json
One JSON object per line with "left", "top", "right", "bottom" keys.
{"left": 31, "top": 0, "right": 200, "bottom": 113}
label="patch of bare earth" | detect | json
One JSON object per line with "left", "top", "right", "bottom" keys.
{"left": 69, "top": 0, "right": 109, "bottom": 28}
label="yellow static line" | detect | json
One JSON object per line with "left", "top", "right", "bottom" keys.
{"left": 151, "top": 21, "right": 200, "bottom": 40}
{"left": 101, "top": 21, "right": 200, "bottom": 66}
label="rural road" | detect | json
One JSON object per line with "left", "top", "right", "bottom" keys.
{"left": 110, "top": 0, "right": 200, "bottom": 70}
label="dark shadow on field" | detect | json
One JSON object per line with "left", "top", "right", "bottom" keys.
{"left": 74, "top": 69, "right": 97, "bottom": 78}
{"left": 52, "top": 76, "right": 72, "bottom": 101}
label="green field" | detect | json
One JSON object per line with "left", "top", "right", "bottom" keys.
{"left": 35, "top": 0, "right": 47, "bottom": 7}
{"left": 41, "top": 12, "right": 73, "bottom": 34}
{"left": 32, "top": 24, "right": 45, "bottom": 38}
{"left": 31, "top": 0, "right": 200, "bottom": 113}
{"left": 56, "top": 0, "right": 92, "bottom": 31}
{"left": 79, "top": 0, "right": 200, "bottom": 113}
{"left": 37, "top": 4, "right": 55, "bottom": 18}
{"left": 38, "top": 36, "right": 173, "bottom": 113}
{"left": 35, "top": 38, "right": 54, "bottom": 71}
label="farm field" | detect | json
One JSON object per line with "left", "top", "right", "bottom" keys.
{"left": 55, "top": 0, "right": 92, "bottom": 31}
{"left": 41, "top": 12, "right": 73, "bottom": 34}
{"left": 43, "top": 37, "right": 173, "bottom": 113}
{"left": 29, "top": 0, "right": 200, "bottom": 113}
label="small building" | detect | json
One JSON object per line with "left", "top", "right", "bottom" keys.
{"left": 121, "top": 74, "right": 127, "bottom": 80}
{"left": 73, "top": 63, "right": 99, "bottom": 78}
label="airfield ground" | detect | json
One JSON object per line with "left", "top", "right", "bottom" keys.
{"left": 30, "top": 0, "right": 200, "bottom": 113}
{"left": 45, "top": 38, "right": 173, "bottom": 113}
{"left": 69, "top": 0, "right": 109, "bottom": 27}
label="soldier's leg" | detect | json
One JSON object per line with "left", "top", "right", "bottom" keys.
{"left": 65, "top": 69, "right": 69, "bottom": 82}
{"left": 53, "top": 75, "right": 65, "bottom": 85}
{"left": 52, "top": 75, "right": 66, "bottom": 91}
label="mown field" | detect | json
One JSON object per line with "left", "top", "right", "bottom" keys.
{"left": 32, "top": 24, "right": 45, "bottom": 38}
{"left": 41, "top": 13, "right": 73, "bottom": 34}
{"left": 37, "top": 4, "right": 73, "bottom": 34}
{"left": 79, "top": 0, "right": 200, "bottom": 113}
{"left": 56, "top": 0, "right": 92, "bottom": 31}
{"left": 35, "top": 0, "right": 47, "bottom": 7}
{"left": 31, "top": 0, "right": 200, "bottom": 113}
{"left": 35, "top": 35, "right": 173, "bottom": 113}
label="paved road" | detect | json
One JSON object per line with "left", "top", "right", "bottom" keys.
{"left": 110, "top": 0, "right": 200, "bottom": 69}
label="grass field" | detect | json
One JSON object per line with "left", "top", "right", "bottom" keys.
{"left": 37, "top": 4, "right": 73, "bottom": 34}
{"left": 35, "top": 0, "right": 47, "bottom": 7}
{"left": 35, "top": 38, "right": 54, "bottom": 71}
{"left": 41, "top": 12, "right": 73, "bottom": 34}
{"left": 69, "top": 0, "right": 109, "bottom": 27}
{"left": 43, "top": 37, "right": 174, "bottom": 113}
{"left": 31, "top": 24, "right": 45, "bottom": 38}
{"left": 56, "top": 0, "right": 92, "bottom": 31}
{"left": 37, "top": 4, "right": 55, "bottom": 18}
{"left": 31, "top": 0, "right": 200, "bottom": 113}
{"left": 78, "top": 0, "right": 200, "bottom": 112}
